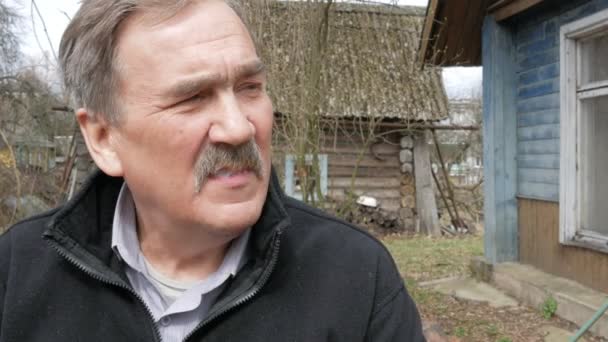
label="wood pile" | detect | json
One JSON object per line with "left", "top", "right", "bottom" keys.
{"left": 343, "top": 203, "right": 403, "bottom": 233}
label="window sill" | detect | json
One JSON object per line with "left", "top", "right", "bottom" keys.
{"left": 561, "top": 233, "right": 608, "bottom": 254}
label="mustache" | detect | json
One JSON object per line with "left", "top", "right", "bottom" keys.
{"left": 193, "top": 140, "right": 264, "bottom": 193}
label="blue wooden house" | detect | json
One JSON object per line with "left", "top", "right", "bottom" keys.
{"left": 420, "top": 0, "right": 608, "bottom": 294}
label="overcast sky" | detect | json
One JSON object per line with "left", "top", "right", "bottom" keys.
{"left": 7, "top": 0, "right": 481, "bottom": 99}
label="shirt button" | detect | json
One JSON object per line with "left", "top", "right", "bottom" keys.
{"left": 159, "top": 317, "right": 171, "bottom": 326}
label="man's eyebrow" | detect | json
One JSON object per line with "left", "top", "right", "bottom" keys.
{"left": 165, "top": 60, "right": 266, "bottom": 99}
{"left": 166, "top": 73, "right": 221, "bottom": 99}
{"left": 234, "top": 60, "right": 266, "bottom": 80}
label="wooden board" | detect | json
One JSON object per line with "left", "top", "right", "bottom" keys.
{"left": 519, "top": 198, "right": 608, "bottom": 293}
{"left": 493, "top": 0, "right": 545, "bottom": 22}
{"left": 328, "top": 166, "right": 401, "bottom": 178}
{"left": 414, "top": 131, "right": 439, "bottom": 235}
{"left": 329, "top": 177, "right": 401, "bottom": 189}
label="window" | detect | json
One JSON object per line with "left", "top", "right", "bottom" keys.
{"left": 284, "top": 154, "right": 328, "bottom": 201}
{"left": 560, "top": 9, "right": 608, "bottom": 252}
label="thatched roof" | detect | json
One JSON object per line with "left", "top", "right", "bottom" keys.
{"left": 243, "top": 1, "right": 448, "bottom": 122}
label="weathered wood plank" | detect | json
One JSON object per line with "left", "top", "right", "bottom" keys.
{"left": 414, "top": 131, "right": 440, "bottom": 235}
{"left": 517, "top": 139, "right": 559, "bottom": 154}
{"left": 517, "top": 109, "right": 559, "bottom": 127}
{"left": 517, "top": 78, "right": 559, "bottom": 100}
{"left": 328, "top": 155, "right": 401, "bottom": 168}
{"left": 328, "top": 189, "right": 400, "bottom": 200}
{"left": 493, "top": 0, "right": 545, "bottom": 22}
{"left": 517, "top": 93, "right": 559, "bottom": 113}
{"left": 517, "top": 182, "right": 559, "bottom": 201}
{"left": 517, "top": 124, "right": 560, "bottom": 141}
{"left": 483, "top": 16, "right": 519, "bottom": 263}
{"left": 321, "top": 144, "right": 400, "bottom": 156}
{"left": 519, "top": 198, "right": 608, "bottom": 293}
{"left": 328, "top": 166, "right": 401, "bottom": 178}
{"left": 518, "top": 168, "right": 559, "bottom": 185}
{"left": 517, "top": 154, "right": 559, "bottom": 169}
{"left": 329, "top": 177, "right": 401, "bottom": 189}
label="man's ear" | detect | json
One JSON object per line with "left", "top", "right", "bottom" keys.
{"left": 76, "top": 108, "right": 124, "bottom": 177}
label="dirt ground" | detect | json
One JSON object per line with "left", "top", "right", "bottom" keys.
{"left": 381, "top": 234, "right": 607, "bottom": 342}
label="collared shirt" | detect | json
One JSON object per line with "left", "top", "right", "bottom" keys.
{"left": 111, "top": 183, "right": 250, "bottom": 342}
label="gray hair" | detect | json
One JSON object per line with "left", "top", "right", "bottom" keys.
{"left": 59, "top": 0, "right": 247, "bottom": 125}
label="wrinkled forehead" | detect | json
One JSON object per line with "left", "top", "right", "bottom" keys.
{"left": 115, "top": 0, "right": 253, "bottom": 59}
{"left": 111, "top": 0, "right": 260, "bottom": 104}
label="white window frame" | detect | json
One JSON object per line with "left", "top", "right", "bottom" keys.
{"left": 284, "top": 154, "right": 328, "bottom": 201}
{"left": 560, "top": 8, "right": 608, "bottom": 253}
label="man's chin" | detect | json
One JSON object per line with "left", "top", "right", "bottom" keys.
{"left": 198, "top": 199, "right": 265, "bottom": 235}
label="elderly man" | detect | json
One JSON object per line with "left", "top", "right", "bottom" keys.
{"left": 0, "top": 0, "right": 424, "bottom": 341}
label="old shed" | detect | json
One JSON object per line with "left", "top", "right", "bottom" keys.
{"left": 244, "top": 1, "right": 448, "bottom": 230}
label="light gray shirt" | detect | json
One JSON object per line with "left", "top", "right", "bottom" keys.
{"left": 111, "top": 184, "right": 250, "bottom": 342}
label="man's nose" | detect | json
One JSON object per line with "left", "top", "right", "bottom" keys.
{"left": 208, "top": 91, "right": 255, "bottom": 146}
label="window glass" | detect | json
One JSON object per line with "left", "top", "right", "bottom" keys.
{"left": 580, "top": 95, "right": 608, "bottom": 235}
{"left": 579, "top": 33, "right": 608, "bottom": 86}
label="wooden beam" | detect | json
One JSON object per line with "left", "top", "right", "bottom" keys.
{"left": 492, "top": 0, "right": 544, "bottom": 22}
{"left": 482, "top": 16, "right": 518, "bottom": 263}
{"left": 418, "top": 0, "right": 440, "bottom": 66}
{"left": 414, "top": 130, "right": 440, "bottom": 236}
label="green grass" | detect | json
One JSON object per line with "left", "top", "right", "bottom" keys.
{"left": 383, "top": 234, "right": 483, "bottom": 282}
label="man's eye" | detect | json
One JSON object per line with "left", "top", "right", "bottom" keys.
{"left": 177, "top": 92, "right": 211, "bottom": 106}
{"left": 239, "top": 83, "right": 263, "bottom": 92}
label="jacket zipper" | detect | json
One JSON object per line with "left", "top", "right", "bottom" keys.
{"left": 46, "top": 239, "right": 162, "bottom": 342}
{"left": 183, "top": 229, "right": 284, "bottom": 342}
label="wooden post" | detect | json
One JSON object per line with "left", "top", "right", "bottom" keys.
{"left": 414, "top": 130, "right": 440, "bottom": 236}
{"left": 482, "top": 16, "right": 518, "bottom": 263}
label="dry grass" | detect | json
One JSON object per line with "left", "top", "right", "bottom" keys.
{"left": 383, "top": 234, "right": 484, "bottom": 283}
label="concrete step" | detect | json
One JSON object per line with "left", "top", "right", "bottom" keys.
{"left": 491, "top": 262, "right": 608, "bottom": 338}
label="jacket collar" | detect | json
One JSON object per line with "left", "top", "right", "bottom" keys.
{"left": 44, "top": 167, "right": 291, "bottom": 270}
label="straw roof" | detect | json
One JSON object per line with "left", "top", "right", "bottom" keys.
{"left": 243, "top": 1, "right": 448, "bottom": 121}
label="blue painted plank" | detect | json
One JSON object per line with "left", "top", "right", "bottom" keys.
{"left": 516, "top": 23, "right": 545, "bottom": 44}
{"left": 545, "top": 19, "right": 558, "bottom": 36}
{"left": 517, "top": 154, "right": 560, "bottom": 169}
{"left": 517, "top": 78, "right": 559, "bottom": 99}
{"left": 598, "top": 0, "right": 608, "bottom": 11}
{"left": 539, "top": 63, "right": 559, "bottom": 80}
{"left": 560, "top": 2, "right": 598, "bottom": 25}
{"left": 518, "top": 109, "right": 559, "bottom": 127}
{"left": 517, "top": 37, "right": 557, "bottom": 57}
{"left": 518, "top": 139, "right": 560, "bottom": 155}
{"left": 518, "top": 182, "right": 559, "bottom": 202}
{"left": 483, "top": 16, "right": 518, "bottom": 264}
{"left": 518, "top": 124, "right": 560, "bottom": 140}
{"left": 518, "top": 168, "right": 560, "bottom": 185}
{"left": 518, "top": 48, "right": 558, "bottom": 71}
{"left": 518, "top": 64, "right": 560, "bottom": 86}
{"left": 517, "top": 93, "right": 559, "bottom": 113}
{"left": 519, "top": 69, "right": 539, "bottom": 85}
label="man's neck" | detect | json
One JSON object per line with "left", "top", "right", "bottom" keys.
{"left": 136, "top": 217, "right": 235, "bottom": 283}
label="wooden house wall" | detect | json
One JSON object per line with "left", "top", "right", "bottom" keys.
{"left": 514, "top": 0, "right": 608, "bottom": 201}
{"left": 272, "top": 120, "right": 403, "bottom": 213}
{"left": 510, "top": 0, "right": 608, "bottom": 292}
{"left": 519, "top": 198, "right": 608, "bottom": 293}
{"left": 321, "top": 128, "right": 402, "bottom": 213}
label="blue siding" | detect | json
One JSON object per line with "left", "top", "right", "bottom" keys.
{"left": 517, "top": 124, "right": 560, "bottom": 141}
{"left": 518, "top": 109, "right": 560, "bottom": 127}
{"left": 518, "top": 140, "right": 560, "bottom": 155}
{"left": 513, "top": 0, "right": 608, "bottom": 202}
{"left": 482, "top": 17, "right": 519, "bottom": 264}
{"left": 518, "top": 168, "right": 560, "bottom": 184}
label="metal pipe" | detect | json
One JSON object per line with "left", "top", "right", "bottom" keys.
{"left": 569, "top": 299, "right": 608, "bottom": 342}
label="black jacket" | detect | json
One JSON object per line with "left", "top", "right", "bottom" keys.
{"left": 0, "top": 170, "right": 424, "bottom": 341}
